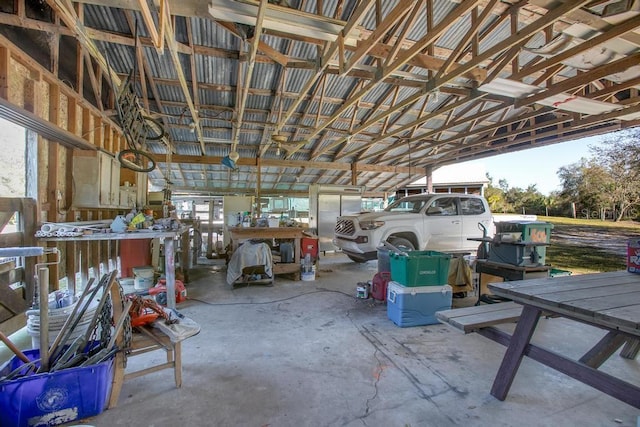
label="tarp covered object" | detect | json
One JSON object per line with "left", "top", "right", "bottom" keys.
{"left": 226, "top": 241, "right": 273, "bottom": 285}
{"left": 448, "top": 256, "right": 473, "bottom": 293}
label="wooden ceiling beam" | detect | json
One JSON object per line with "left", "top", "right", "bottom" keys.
{"left": 513, "top": 13, "right": 640, "bottom": 82}
{"left": 436, "top": 0, "right": 499, "bottom": 80}
{"left": 158, "top": 5, "right": 205, "bottom": 154}
{"left": 311, "top": 87, "right": 431, "bottom": 159}
{"left": 515, "top": 52, "right": 640, "bottom": 108}
{"left": 148, "top": 153, "right": 417, "bottom": 174}
{"left": 232, "top": 0, "right": 268, "bottom": 152}
{"left": 186, "top": 17, "right": 201, "bottom": 128}
{"left": 287, "top": 0, "right": 482, "bottom": 159}
{"left": 342, "top": 1, "right": 414, "bottom": 75}
{"left": 383, "top": 0, "right": 423, "bottom": 67}
{"left": 429, "top": 104, "right": 640, "bottom": 164}
{"left": 45, "top": 0, "right": 121, "bottom": 86}
{"left": 123, "top": 10, "right": 172, "bottom": 137}
{"left": 432, "top": 0, "right": 593, "bottom": 90}
{"left": 275, "top": 0, "right": 376, "bottom": 137}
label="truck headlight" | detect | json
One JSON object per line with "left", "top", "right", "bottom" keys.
{"left": 359, "top": 220, "right": 385, "bottom": 230}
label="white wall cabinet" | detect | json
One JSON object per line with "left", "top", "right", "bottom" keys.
{"left": 120, "top": 186, "right": 137, "bottom": 208}
{"left": 73, "top": 150, "right": 121, "bottom": 208}
{"left": 135, "top": 172, "right": 148, "bottom": 207}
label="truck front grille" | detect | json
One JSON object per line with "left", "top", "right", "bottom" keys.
{"left": 335, "top": 219, "right": 355, "bottom": 236}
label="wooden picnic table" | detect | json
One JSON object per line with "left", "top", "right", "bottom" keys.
{"left": 487, "top": 270, "right": 640, "bottom": 409}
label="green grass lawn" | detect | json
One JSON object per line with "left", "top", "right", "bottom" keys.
{"left": 537, "top": 216, "right": 640, "bottom": 274}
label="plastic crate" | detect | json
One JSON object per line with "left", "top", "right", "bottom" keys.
{"left": 0, "top": 348, "right": 114, "bottom": 427}
{"left": 390, "top": 250, "right": 451, "bottom": 286}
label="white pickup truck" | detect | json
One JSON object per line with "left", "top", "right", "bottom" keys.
{"left": 333, "top": 193, "right": 494, "bottom": 262}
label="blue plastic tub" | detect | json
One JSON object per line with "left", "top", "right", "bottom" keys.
{"left": 0, "top": 348, "right": 114, "bottom": 427}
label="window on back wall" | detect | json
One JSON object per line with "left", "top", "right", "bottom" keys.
{"left": 0, "top": 117, "right": 27, "bottom": 198}
{"left": 0, "top": 117, "right": 27, "bottom": 239}
{"left": 0, "top": 118, "right": 28, "bottom": 275}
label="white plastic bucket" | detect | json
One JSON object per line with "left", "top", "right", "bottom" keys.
{"left": 26, "top": 298, "right": 99, "bottom": 348}
{"left": 132, "top": 266, "right": 155, "bottom": 290}
{"left": 301, "top": 271, "right": 315, "bottom": 281}
{"left": 301, "top": 265, "right": 316, "bottom": 281}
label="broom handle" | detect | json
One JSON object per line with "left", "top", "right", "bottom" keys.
{"left": 0, "top": 330, "right": 30, "bottom": 364}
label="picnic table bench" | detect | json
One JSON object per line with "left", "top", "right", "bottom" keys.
{"left": 436, "top": 270, "right": 640, "bottom": 409}
{"left": 435, "top": 301, "right": 523, "bottom": 333}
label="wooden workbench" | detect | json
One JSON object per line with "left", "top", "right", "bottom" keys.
{"left": 228, "top": 227, "right": 314, "bottom": 280}
{"left": 40, "top": 226, "right": 190, "bottom": 309}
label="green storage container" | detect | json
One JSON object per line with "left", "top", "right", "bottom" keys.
{"left": 550, "top": 268, "right": 572, "bottom": 277}
{"left": 390, "top": 250, "right": 451, "bottom": 286}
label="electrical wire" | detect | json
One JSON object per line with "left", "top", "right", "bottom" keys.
{"left": 188, "top": 288, "right": 355, "bottom": 307}
{"left": 154, "top": 107, "right": 226, "bottom": 121}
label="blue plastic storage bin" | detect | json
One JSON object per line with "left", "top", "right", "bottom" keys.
{"left": 0, "top": 348, "right": 114, "bottom": 427}
{"left": 387, "top": 281, "right": 452, "bottom": 327}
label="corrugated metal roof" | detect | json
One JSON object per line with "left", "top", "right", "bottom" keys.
{"left": 5, "top": 0, "right": 633, "bottom": 196}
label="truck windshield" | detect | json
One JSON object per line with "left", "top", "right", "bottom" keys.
{"left": 385, "top": 198, "right": 429, "bottom": 213}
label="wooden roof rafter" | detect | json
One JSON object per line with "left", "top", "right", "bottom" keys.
{"left": 286, "top": 0, "right": 483, "bottom": 158}
{"left": 4, "top": 0, "right": 640, "bottom": 196}
{"left": 275, "top": 0, "right": 376, "bottom": 136}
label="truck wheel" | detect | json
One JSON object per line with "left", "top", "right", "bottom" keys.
{"left": 387, "top": 237, "right": 415, "bottom": 252}
{"left": 347, "top": 254, "right": 367, "bottom": 263}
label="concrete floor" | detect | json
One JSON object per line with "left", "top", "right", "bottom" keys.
{"left": 86, "top": 254, "right": 637, "bottom": 426}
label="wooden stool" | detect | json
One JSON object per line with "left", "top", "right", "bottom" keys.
{"left": 109, "top": 326, "right": 182, "bottom": 408}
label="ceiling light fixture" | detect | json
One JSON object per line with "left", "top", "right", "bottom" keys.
{"left": 189, "top": 120, "right": 196, "bottom": 133}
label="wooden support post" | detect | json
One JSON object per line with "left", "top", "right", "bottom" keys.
{"left": 180, "top": 230, "right": 190, "bottom": 280}
{"left": 164, "top": 236, "right": 176, "bottom": 309}
{"left": 207, "top": 200, "right": 214, "bottom": 258}
{"left": 38, "top": 267, "right": 49, "bottom": 372}
{"left": 256, "top": 157, "right": 262, "bottom": 216}
{"left": 351, "top": 163, "right": 357, "bottom": 186}
{"left": 108, "top": 274, "right": 126, "bottom": 408}
{"left": 91, "top": 241, "right": 100, "bottom": 279}
{"left": 65, "top": 240, "right": 77, "bottom": 295}
{"left": 80, "top": 240, "right": 89, "bottom": 289}
{"left": 0, "top": 46, "right": 9, "bottom": 99}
